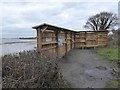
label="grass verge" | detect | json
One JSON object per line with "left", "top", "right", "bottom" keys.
{"left": 105, "top": 80, "right": 118, "bottom": 88}
{"left": 97, "top": 46, "right": 119, "bottom": 88}
{"left": 97, "top": 47, "right": 118, "bottom": 62}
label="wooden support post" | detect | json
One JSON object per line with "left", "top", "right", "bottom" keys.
{"left": 37, "top": 28, "right": 42, "bottom": 52}
{"left": 65, "top": 32, "right": 67, "bottom": 54}
{"left": 74, "top": 33, "right": 76, "bottom": 48}
{"left": 55, "top": 31, "right": 59, "bottom": 58}
{"left": 82, "top": 47, "right": 84, "bottom": 50}
{"left": 96, "top": 31, "right": 98, "bottom": 46}
{"left": 85, "top": 31, "right": 87, "bottom": 47}
{"left": 106, "top": 31, "right": 108, "bottom": 46}
{"left": 70, "top": 32, "right": 72, "bottom": 49}
{"left": 72, "top": 33, "right": 74, "bottom": 49}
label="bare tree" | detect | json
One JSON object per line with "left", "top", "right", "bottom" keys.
{"left": 84, "top": 12, "right": 118, "bottom": 31}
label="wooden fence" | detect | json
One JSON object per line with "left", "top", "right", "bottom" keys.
{"left": 32, "top": 23, "right": 108, "bottom": 59}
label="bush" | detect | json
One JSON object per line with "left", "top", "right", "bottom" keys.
{"left": 2, "top": 50, "right": 69, "bottom": 88}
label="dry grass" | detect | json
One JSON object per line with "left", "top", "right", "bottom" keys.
{"left": 2, "top": 50, "right": 69, "bottom": 88}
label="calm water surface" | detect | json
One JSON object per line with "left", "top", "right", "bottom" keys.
{"left": 0, "top": 38, "right": 37, "bottom": 56}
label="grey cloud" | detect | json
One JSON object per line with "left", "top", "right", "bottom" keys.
{"left": 2, "top": 2, "right": 118, "bottom": 38}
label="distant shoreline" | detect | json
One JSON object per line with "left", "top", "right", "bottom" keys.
{"left": 2, "top": 41, "right": 33, "bottom": 45}
{"left": 2, "top": 41, "right": 36, "bottom": 45}
{"left": 1, "top": 37, "right": 36, "bottom": 39}
{"left": 1, "top": 38, "right": 36, "bottom": 45}
{"left": 1, "top": 38, "right": 37, "bottom": 57}
{"left": 19, "top": 37, "right": 36, "bottom": 39}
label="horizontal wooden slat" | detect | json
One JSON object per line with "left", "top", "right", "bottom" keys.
{"left": 42, "top": 41, "right": 57, "bottom": 45}
{"left": 41, "top": 46, "right": 57, "bottom": 51}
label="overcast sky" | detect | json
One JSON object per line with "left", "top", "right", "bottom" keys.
{"left": 1, "top": 0, "right": 119, "bottom": 38}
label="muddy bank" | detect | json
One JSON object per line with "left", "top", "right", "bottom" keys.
{"left": 59, "top": 49, "right": 116, "bottom": 88}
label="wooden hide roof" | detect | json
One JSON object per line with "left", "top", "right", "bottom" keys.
{"left": 32, "top": 23, "right": 75, "bottom": 32}
{"left": 32, "top": 23, "right": 108, "bottom": 33}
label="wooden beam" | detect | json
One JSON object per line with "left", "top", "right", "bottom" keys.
{"left": 41, "top": 26, "right": 48, "bottom": 33}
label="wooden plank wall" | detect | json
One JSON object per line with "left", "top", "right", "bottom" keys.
{"left": 97, "top": 31, "right": 108, "bottom": 46}
{"left": 79, "top": 32, "right": 86, "bottom": 47}
{"left": 75, "top": 33, "right": 80, "bottom": 48}
{"left": 40, "top": 31, "right": 58, "bottom": 59}
{"left": 37, "top": 29, "right": 108, "bottom": 59}
{"left": 78, "top": 31, "right": 108, "bottom": 48}
{"left": 85, "top": 32, "right": 98, "bottom": 47}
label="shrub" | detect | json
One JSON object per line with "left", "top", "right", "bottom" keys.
{"left": 2, "top": 50, "right": 69, "bottom": 88}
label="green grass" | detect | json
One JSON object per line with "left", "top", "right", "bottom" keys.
{"left": 97, "top": 47, "right": 118, "bottom": 62}
{"left": 97, "top": 47, "right": 119, "bottom": 88}
{"left": 105, "top": 80, "right": 118, "bottom": 88}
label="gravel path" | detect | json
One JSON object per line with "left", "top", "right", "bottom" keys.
{"left": 59, "top": 49, "right": 116, "bottom": 88}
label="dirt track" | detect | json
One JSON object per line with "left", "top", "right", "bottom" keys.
{"left": 59, "top": 49, "right": 116, "bottom": 88}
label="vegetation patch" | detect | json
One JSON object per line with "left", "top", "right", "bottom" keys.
{"left": 105, "top": 80, "right": 118, "bottom": 88}
{"left": 97, "top": 47, "right": 118, "bottom": 62}
{"left": 2, "top": 50, "right": 69, "bottom": 88}
{"left": 97, "top": 47, "right": 119, "bottom": 88}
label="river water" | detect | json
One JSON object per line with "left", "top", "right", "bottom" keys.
{"left": 0, "top": 38, "right": 37, "bottom": 56}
